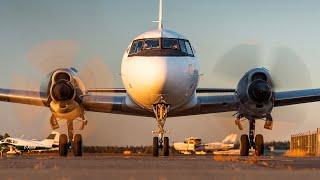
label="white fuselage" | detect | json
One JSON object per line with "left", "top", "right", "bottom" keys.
{"left": 120, "top": 29, "right": 200, "bottom": 111}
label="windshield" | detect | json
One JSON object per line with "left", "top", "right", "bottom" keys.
{"left": 128, "top": 38, "right": 194, "bottom": 57}
{"left": 162, "top": 39, "right": 179, "bottom": 50}
{"left": 143, "top": 39, "right": 160, "bottom": 49}
{"left": 129, "top": 40, "right": 143, "bottom": 55}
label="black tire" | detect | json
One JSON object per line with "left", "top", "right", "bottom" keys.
{"left": 153, "top": 137, "right": 159, "bottom": 157}
{"left": 163, "top": 137, "right": 169, "bottom": 156}
{"left": 59, "top": 134, "right": 68, "bottom": 157}
{"left": 73, "top": 134, "right": 83, "bottom": 157}
{"left": 240, "top": 134, "right": 249, "bottom": 156}
{"left": 255, "top": 134, "right": 264, "bottom": 156}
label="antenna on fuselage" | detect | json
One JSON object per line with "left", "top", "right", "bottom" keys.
{"left": 153, "top": 0, "right": 164, "bottom": 29}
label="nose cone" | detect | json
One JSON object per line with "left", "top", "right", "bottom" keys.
{"left": 122, "top": 57, "right": 197, "bottom": 110}
{"left": 128, "top": 58, "right": 167, "bottom": 95}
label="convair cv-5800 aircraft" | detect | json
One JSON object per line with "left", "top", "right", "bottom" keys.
{"left": 1, "top": 0, "right": 320, "bottom": 157}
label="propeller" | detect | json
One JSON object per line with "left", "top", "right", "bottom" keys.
{"left": 212, "top": 43, "right": 312, "bottom": 90}
{"left": 211, "top": 43, "right": 311, "bottom": 126}
{"left": 10, "top": 40, "right": 114, "bottom": 140}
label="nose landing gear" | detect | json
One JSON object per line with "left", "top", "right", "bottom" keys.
{"left": 152, "top": 100, "right": 170, "bottom": 157}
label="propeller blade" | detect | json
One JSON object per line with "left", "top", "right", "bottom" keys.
{"left": 26, "top": 40, "right": 79, "bottom": 74}
{"left": 78, "top": 56, "right": 114, "bottom": 91}
{"left": 212, "top": 43, "right": 261, "bottom": 86}
{"left": 211, "top": 44, "right": 310, "bottom": 125}
{"left": 270, "top": 47, "right": 312, "bottom": 90}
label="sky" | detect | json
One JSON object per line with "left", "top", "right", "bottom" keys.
{"left": 0, "top": 0, "right": 320, "bottom": 145}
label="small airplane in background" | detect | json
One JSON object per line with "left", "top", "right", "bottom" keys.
{"left": 173, "top": 134, "right": 238, "bottom": 154}
{"left": 204, "top": 134, "right": 238, "bottom": 151}
{"left": 0, "top": 131, "right": 60, "bottom": 153}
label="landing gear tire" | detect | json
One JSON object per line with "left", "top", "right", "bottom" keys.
{"left": 153, "top": 137, "right": 159, "bottom": 157}
{"left": 255, "top": 134, "right": 264, "bottom": 156}
{"left": 163, "top": 137, "right": 169, "bottom": 156}
{"left": 240, "top": 134, "right": 249, "bottom": 156}
{"left": 59, "top": 134, "right": 68, "bottom": 157}
{"left": 73, "top": 134, "right": 83, "bottom": 157}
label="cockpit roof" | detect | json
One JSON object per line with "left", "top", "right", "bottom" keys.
{"left": 133, "top": 29, "right": 187, "bottom": 41}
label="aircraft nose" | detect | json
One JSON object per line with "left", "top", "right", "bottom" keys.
{"left": 123, "top": 57, "right": 194, "bottom": 109}
{"left": 126, "top": 58, "right": 168, "bottom": 94}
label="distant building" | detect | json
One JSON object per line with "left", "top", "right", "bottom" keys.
{"left": 290, "top": 128, "right": 320, "bottom": 156}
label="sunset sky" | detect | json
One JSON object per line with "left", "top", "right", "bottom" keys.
{"left": 0, "top": 0, "right": 320, "bottom": 145}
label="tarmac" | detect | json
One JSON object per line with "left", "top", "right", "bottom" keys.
{"left": 0, "top": 154, "right": 320, "bottom": 180}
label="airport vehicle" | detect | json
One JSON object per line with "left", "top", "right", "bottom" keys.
{"left": 174, "top": 134, "right": 237, "bottom": 154}
{"left": 1, "top": 0, "right": 320, "bottom": 157}
{"left": 173, "top": 137, "right": 202, "bottom": 154}
{"left": 0, "top": 131, "right": 59, "bottom": 152}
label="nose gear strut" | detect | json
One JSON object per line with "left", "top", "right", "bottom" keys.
{"left": 152, "top": 97, "right": 170, "bottom": 157}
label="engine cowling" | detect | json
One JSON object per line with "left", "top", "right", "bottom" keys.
{"left": 41, "top": 68, "right": 86, "bottom": 121}
{"left": 236, "top": 68, "right": 274, "bottom": 119}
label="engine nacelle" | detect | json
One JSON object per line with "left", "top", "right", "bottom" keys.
{"left": 236, "top": 68, "right": 274, "bottom": 118}
{"left": 40, "top": 68, "right": 86, "bottom": 120}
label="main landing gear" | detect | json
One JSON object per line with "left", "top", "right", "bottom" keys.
{"left": 236, "top": 115, "right": 273, "bottom": 156}
{"left": 152, "top": 100, "right": 170, "bottom": 157}
{"left": 51, "top": 115, "right": 86, "bottom": 157}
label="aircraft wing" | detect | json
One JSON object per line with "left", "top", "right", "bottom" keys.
{"left": 170, "top": 94, "right": 239, "bottom": 116}
{"left": 0, "top": 88, "right": 48, "bottom": 106}
{"left": 81, "top": 95, "right": 151, "bottom": 116}
{"left": 87, "top": 88, "right": 236, "bottom": 93}
{"left": 174, "top": 88, "right": 320, "bottom": 116}
{"left": 81, "top": 95, "right": 125, "bottom": 113}
{"left": 0, "top": 88, "right": 149, "bottom": 116}
{"left": 274, "top": 89, "right": 320, "bottom": 107}
{"left": 87, "top": 88, "right": 126, "bottom": 93}
{"left": 2, "top": 87, "right": 320, "bottom": 117}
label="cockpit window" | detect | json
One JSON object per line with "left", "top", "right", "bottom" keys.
{"left": 162, "top": 39, "right": 179, "bottom": 50}
{"left": 179, "top": 40, "right": 187, "bottom": 54}
{"left": 129, "top": 40, "right": 143, "bottom": 55}
{"left": 185, "top": 41, "right": 194, "bottom": 56}
{"left": 143, "top": 39, "right": 160, "bottom": 49}
{"left": 128, "top": 38, "right": 194, "bottom": 57}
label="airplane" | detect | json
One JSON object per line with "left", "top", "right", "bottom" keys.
{"left": 0, "top": 131, "right": 59, "bottom": 152}
{"left": 0, "top": 0, "right": 320, "bottom": 157}
{"left": 204, "top": 134, "right": 238, "bottom": 152}
{"left": 173, "top": 134, "right": 238, "bottom": 154}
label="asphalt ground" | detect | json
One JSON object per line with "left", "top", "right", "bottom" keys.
{"left": 0, "top": 154, "right": 320, "bottom": 180}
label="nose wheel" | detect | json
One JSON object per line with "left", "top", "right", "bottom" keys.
{"left": 152, "top": 136, "right": 170, "bottom": 157}
{"left": 152, "top": 99, "right": 170, "bottom": 157}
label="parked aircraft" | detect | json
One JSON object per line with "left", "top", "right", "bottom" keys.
{"left": 204, "top": 134, "right": 238, "bottom": 151}
{"left": 0, "top": 131, "right": 59, "bottom": 152}
{"left": 0, "top": 0, "right": 320, "bottom": 157}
